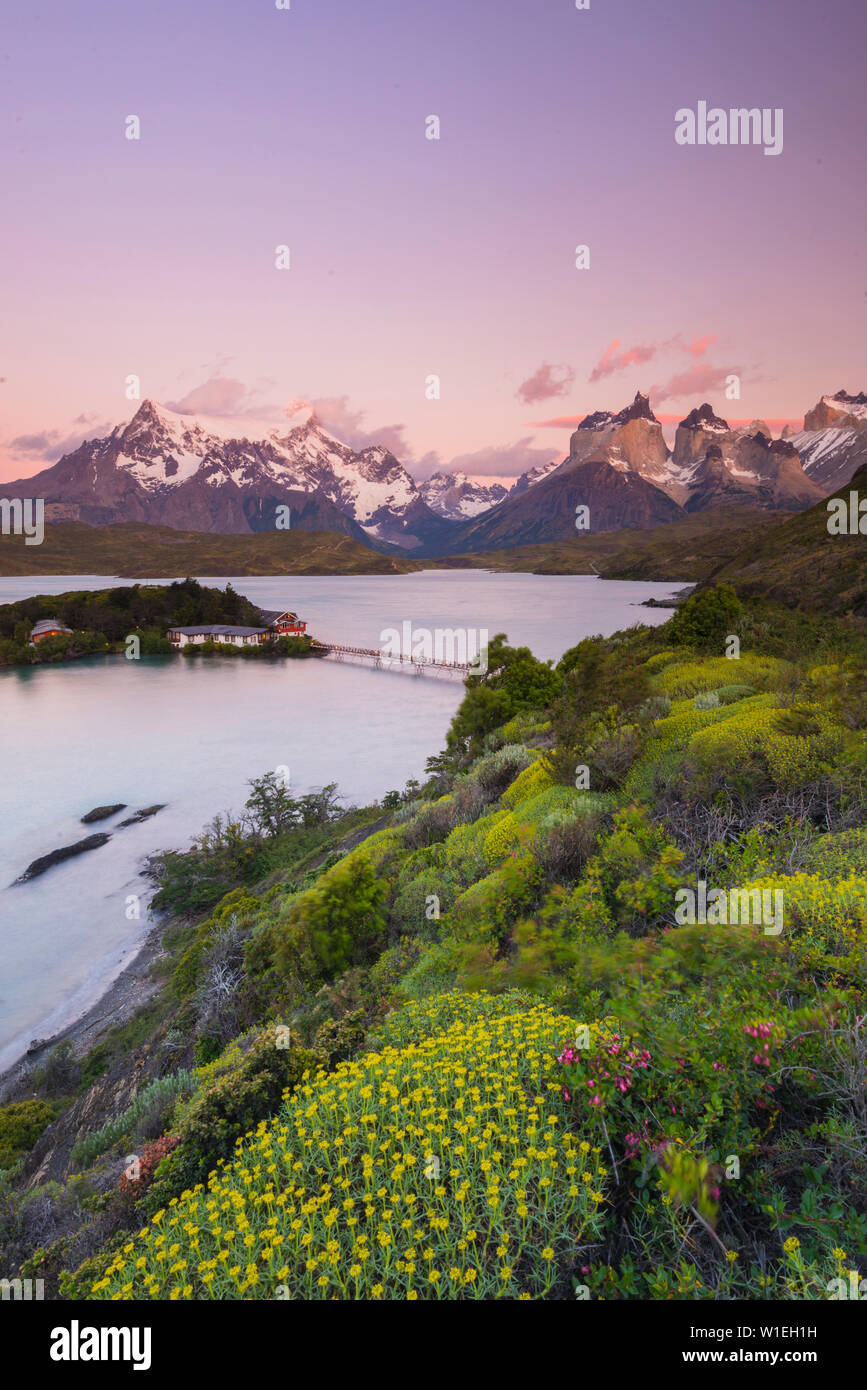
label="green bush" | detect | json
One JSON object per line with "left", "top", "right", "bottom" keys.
{"left": 666, "top": 584, "right": 743, "bottom": 652}
{"left": 144, "top": 1031, "right": 316, "bottom": 1212}
{"left": 0, "top": 1099, "right": 56, "bottom": 1168}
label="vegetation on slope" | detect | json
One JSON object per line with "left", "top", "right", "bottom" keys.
{"left": 0, "top": 523, "right": 419, "bottom": 578}
{"left": 1, "top": 587, "right": 866, "bottom": 1301}
{"left": 708, "top": 462, "right": 867, "bottom": 615}
{"left": 425, "top": 508, "right": 784, "bottom": 582}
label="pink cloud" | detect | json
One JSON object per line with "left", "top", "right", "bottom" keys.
{"left": 167, "top": 376, "right": 254, "bottom": 417}
{"left": 589, "top": 339, "right": 661, "bottom": 383}
{"left": 292, "top": 394, "right": 415, "bottom": 460}
{"left": 588, "top": 332, "right": 720, "bottom": 384}
{"left": 516, "top": 362, "right": 575, "bottom": 404}
{"left": 649, "top": 364, "right": 744, "bottom": 405}
{"left": 443, "top": 437, "right": 557, "bottom": 480}
{"left": 526, "top": 414, "right": 584, "bottom": 428}
{"left": 688, "top": 334, "right": 717, "bottom": 357}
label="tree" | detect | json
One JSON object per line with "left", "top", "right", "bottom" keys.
{"left": 667, "top": 584, "right": 743, "bottom": 653}
{"left": 547, "top": 638, "right": 651, "bottom": 784}
{"left": 445, "top": 634, "right": 561, "bottom": 759}
{"left": 245, "top": 771, "right": 300, "bottom": 835}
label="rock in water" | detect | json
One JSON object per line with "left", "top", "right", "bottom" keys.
{"left": 81, "top": 804, "right": 127, "bottom": 823}
{"left": 14, "top": 834, "right": 111, "bottom": 884}
{"left": 118, "top": 804, "right": 166, "bottom": 827}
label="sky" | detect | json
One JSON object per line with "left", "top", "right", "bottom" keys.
{"left": 2, "top": 0, "right": 866, "bottom": 485}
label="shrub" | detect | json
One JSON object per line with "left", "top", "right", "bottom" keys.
{"left": 501, "top": 758, "right": 551, "bottom": 809}
{"left": 654, "top": 654, "right": 787, "bottom": 699}
{"left": 389, "top": 866, "right": 457, "bottom": 934}
{"left": 536, "top": 812, "right": 603, "bottom": 883}
{"left": 666, "top": 584, "right": 743, "bottom": 652}
{"left": 468, "top": 744, "right": 533, "bottom": 800}
{"left": 90, "top": 995, "right": 608, "bottom": 1300}
{"left": 71, "top": 1071, "right": 196, "bottom": 1168}
{"left": 143, "top": 1031, "right": 316, "bottom": 1213}
{"left": 0, "top": 1099, "right": 56, "bottom": 1169}
{"left": 118, "top": 1135, "right": 181, "bottom": 1203}
{"left": 401, "top": 796, "right": 458, "bottom": 850}
{"left": 687, "top": 703, "right": 844, "bottom": 794}
{"left": 269, "top": 857, "right": 388, "bottom": 980}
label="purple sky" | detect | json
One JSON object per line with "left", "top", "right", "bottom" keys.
{"left": 2, "top": 0, "right": 866, "bottom": 484}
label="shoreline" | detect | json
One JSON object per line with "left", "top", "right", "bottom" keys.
{"left": 0, "top": 914, "right": 167, "bottom": 1102}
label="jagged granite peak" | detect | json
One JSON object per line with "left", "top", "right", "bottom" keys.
{"left": 577, "top": 391, "right": 658, "bottom": 433}
{"left": 683, "top": 434, "right": 821, "bottom": 514}
{"left": 566, "top": 392, "right": 669, "bottom": 493}
{"left": 678, "top": 403, "right": 730, "bottom": 432}
{"left": 744, "top": 419, "right": 772, "bottom": 438}
{"left": 789, "top": 389, "right": 867, "bottom": 493}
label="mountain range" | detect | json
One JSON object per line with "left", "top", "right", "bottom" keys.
{"left": 5, "top": 389, "right": 866, "bottom": 557}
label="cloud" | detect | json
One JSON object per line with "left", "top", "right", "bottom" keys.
{"left": 7, "top": 420, "right": 114, "bottom": 465}
{"left": 526, "top": 414, "right": 584, "bottom": 429}
{"left": 688, "top": 334, "right": 717, "bottom": 357}
{"left": 443, "top": 437, "right": 558, "bottom": 480}
{"left": 589, "top": 340, "right": 662, "bottom": 384}
{"left": 649, "top": 364, "right": 743, "bottom": 405}
{"left": 286, "top": 394, "right": 417, "bottom": 460}
{"left": 166, "top": 376, "right": 259, "bottom": 418}
{"left": 588, "top": 332, "right": 720, "bottom": 383}
{"left": 516, "top": 362, "right": 575, "bottom": 404}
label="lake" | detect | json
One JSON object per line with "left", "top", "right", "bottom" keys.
{"left": 0, "top": 571, "right": 680, "bottom": 1069}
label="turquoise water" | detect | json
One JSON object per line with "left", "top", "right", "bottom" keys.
{"left": 0, "top": 571, "right": 679, "bottom": 1068}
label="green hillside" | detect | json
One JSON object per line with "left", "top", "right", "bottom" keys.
{"left": 430, "top": 507, "right": 784, "bottom": 582}
{"left": 709, "top": 463, "right": 867, "bottom": 615}
{"left": 2, "top": 589, "right": 865, "bottom": 1302}
{"left": 0, "top": 522, "right": 420, "bottom": 577}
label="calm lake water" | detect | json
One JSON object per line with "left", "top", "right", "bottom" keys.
{"left": 0, "top": 572, "right": 679, "bottom": 1069}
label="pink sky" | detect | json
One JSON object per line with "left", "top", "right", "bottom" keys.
{"left": 2, "top": 0, "right": 865, "bottom": 487}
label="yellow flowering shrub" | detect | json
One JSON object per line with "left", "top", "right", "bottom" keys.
{"left": 89, "top": 995, "right": 609, "bottom": 1302}
{"left": 623, "top": 694, "right": 776, "bottom": 799}
{"left": 501, "top": 759, "right": 552, "bottom": 810}
{"left": 653, "top": 654, "right": 789, "bottom": 699}
{"left": 687, "top": 704, "right": 842, "bottom": 791}
{"left": 736, "top": 871, "right": 867, "bottom": 953}
{"left": 482, "top": 812, "right": 524, "bottom": 864}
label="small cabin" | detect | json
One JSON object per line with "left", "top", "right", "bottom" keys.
{"left": 166, "top": 624, "right": 269, "bottom": 649}
{"left": 30, "top": 618, "right": 73, "bottom": 644}
{"left": 260, "top": 609, "right": 308, "bottom": 637}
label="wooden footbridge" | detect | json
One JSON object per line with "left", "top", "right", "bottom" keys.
{"left": 311, "top": 639, "right": 473, "bottom": 678}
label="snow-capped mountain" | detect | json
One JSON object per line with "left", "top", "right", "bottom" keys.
{"left": 422, "top": 391, "right": 829, "bottom": 555}
{"left": 10, "top": 387, "right": 863, "bottom": 559}
{"left": 784, "top": 390, "right": 867, "bottom": 494}
{"left": 6, "top": 400, "right": 455, "bottom": 550}
{"left": 669, "top": 405, "right": 822, "bottom": 511}
{"left": 418, "top": 471, "right": 509, "bottom": 520}
{"left": 512, "top": 459, "right": 563, "bottom": 494}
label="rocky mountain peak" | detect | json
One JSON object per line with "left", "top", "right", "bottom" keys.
{"left": 617, "top": 391, "right": 657, "bottom": 424}
{"left": 679, "top": 403, "right": 729, "bottom": 432}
